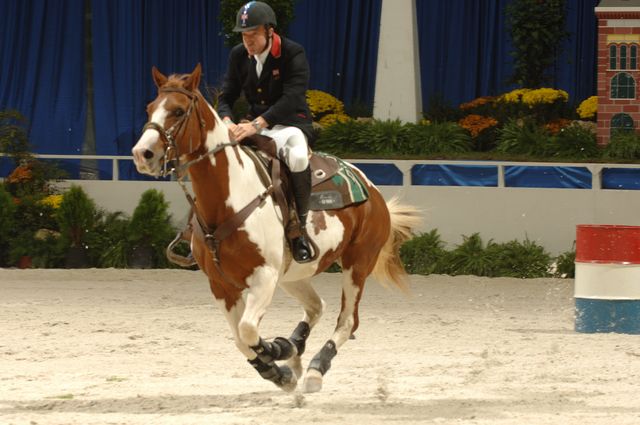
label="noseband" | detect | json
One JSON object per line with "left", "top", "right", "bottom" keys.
{"left": 142, "top": 86, "right": 238, "bottom": 177}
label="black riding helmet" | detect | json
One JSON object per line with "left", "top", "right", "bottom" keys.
{"left": 233, "top": 1, "right": 277, "bottom": 32}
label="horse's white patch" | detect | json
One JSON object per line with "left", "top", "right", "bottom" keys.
{"left": 132, "top": 99, "right": 169, "bottom": 174}
{"left": 282, "top": 211, "right": 345, "bottom": 282}
{"left": 331, "top": 266, "right": 358, "bottom": 348}
{"left": 204, "top": 106, "right": 232, "bottom": 168}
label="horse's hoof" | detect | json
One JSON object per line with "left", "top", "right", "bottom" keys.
{"left": 287, "top": 355, "right": 303, "bottom": 379}
{"left": 278, "top": 365, "right": 298, "bottom": 393}
{"left": 302, "top": 368, "right": 323, "bottom": 393}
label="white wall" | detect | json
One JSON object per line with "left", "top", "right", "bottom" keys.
{"left": 57, "top": 161, "right": 640, "bottom": 255}
{"left": 373, "top": 0, "right": 422, "bottom": 122}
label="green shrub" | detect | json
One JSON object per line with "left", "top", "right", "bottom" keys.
{"left": 400, "top": 229, "right": 449, "bottom": 275}
{"left": 95, "top": 211, "right": 132, "bottom": 268}
{"left": 359, "top": 119, "right": 409, "bottom": 154}
{"left": 554, "top": 249, "right": 575, "bottom": 278}
{"left": 496, "top": 118, "right": 552, "bottom": 156}
{"left": 447, "top": 233, "right": 499, "bottom": 277}
{"left": 56, "top": 186, "right": 98, "bottom": 249}
{"left": 492, "top": 238, "right": 552, "bottom": 278}
{"left": 423, "top": 93, "right": 462, "bottom": 123}
{"left": 315, "top": 119, "right": 369, "bottom": 155}
{"left": 0, "top": 185, "right": 16, "bottom": 266}
{"left": 603, "top": 130, "right": 640, "bottom": 160}
{"left": 550, "top": 123, "right": 600, "bottom": 159}
{"left": 404, "top": 122, "right": 472, "bottom": 155}
{"left": 128, "top": 189, "right": 176, "bottom": 268}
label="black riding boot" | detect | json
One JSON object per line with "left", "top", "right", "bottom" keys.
{"left": 290, "top": 166, "right": 313, "bottom": 263}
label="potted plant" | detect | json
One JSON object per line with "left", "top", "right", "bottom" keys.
{"left": 56, "top": 185, "right": 98, "bottom": 268}
{"left": 0, "top": 185, "right": 16, "bottom": 267}
{"left": 127, "top": 189, "right": 175, "bottom": 268}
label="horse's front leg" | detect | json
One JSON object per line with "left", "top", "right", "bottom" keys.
{"left": 278, "top": 277, "right": 326, "bottom": 378}
{"left": 238, "top": 266, "right": 298, "bottom": 392}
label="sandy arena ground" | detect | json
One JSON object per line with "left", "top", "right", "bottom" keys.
{"left": 0, "top": 268, "right": 639, "bottom": 425}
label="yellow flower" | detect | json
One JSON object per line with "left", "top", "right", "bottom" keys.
{"left": 501, "top": 88, "right": 531, "bottom": 103}
{"left": 306, "top": 90, "right": 345, "bottom": 119}
{"left": 521, "top": 88, "right": 568, "bottom": 106}
{"left": 40, "top": 194, "right": 63, "bottom": 209}
{"left": 577, "top": 96, "right": 597, "bottom": 120}
{"left": 318, "top": 113, "right": 351, "bottom": 128}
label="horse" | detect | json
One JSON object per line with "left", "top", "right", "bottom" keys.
{"left": 131, "top": 64, "right": 421, "bottom": 393}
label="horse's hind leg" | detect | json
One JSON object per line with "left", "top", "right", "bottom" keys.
{"left": 278, "top": 278, "right": 326, "bottom": 378}
{"left": 238, "top": 267, "right": 298, "bottom": 392}
{"left": 303, "top": 266, "right": 367, "bottom": 393}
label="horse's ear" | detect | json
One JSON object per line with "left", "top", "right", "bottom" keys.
{"left": 185, "top": 63, "right": 202, "bottom": 91}
{"left": 152, "top": 66, "right": 168, "bottom": 88}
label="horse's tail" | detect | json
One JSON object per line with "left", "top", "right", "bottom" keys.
{"left": 371, "top": 197, "right": 422, "bottom": 292}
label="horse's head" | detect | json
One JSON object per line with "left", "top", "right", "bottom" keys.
{"left": 132, "top": 63, "right": 211, "bottom": 176}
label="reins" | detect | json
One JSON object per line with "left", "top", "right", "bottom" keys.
{"left": 145, "top": 85, "right": 275, "bottom": 290}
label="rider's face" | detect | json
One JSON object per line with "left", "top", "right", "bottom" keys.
{"left": 242, "top": 27, "right": 270, "bottom": 56}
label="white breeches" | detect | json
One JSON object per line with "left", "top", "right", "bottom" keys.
{"left": 260, "top": 125, "right": 309, "bottom": 172}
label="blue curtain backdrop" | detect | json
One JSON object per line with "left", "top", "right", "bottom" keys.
{"left": 1, "top": 0, "right": 603, "bottom": 179}
{"left": 289, "top": 0, "right": 382, "bottom": 108}
{"left": 416, "top": 0, "right": 599, "bottom": 108}
{"left": 0, "top": 0, "right": 86, "bottom": 161}
{"left": 91, "top": 0, "right": 231, "bottom": 179}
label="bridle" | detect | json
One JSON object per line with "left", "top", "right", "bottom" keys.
{"left": 142, "top": 84, "right": 273, "bottom": 290}
{"left": 142, "top": 86, "right": 238, "bottom": 178}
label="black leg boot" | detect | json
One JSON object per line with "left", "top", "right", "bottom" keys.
{"left": 290, "top": 166, "right": 313, "bottom": 263}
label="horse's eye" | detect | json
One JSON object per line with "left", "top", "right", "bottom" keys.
{"left": 175, "top": 108, "right": 184, "bottom": 117}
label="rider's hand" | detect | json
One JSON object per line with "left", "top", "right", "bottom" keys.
{"left": 231, "top": 122, "right": 257, "bottom": 142}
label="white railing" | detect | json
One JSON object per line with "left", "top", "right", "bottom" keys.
{"left": 3, "top": 153, "right": 640, "bottom": 189}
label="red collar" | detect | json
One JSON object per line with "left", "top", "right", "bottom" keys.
{"left": 270, "top": 33, "right": 281, "bottom": 59}
{"left": 246, "top": 33, "right": 281, "bottom": 59}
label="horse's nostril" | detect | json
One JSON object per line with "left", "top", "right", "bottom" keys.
{"left": 143, "top": 149, "right": 154, "bottom": 160}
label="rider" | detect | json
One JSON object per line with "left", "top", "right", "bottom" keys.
{"left": 217, "top": 1, "right": 314, "bottom": 263}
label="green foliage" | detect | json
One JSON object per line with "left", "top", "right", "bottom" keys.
{"left": 0, "top": 185, "right": 16, "bottom": 266}
{"left": 446, "top": 233, "right": 499, "bottom": 277}
{"left": 56, "top": 185, "right": 98, "bottom": 248}
{"left": 403, "top": 122, "right": 472, "bottom": 155}
{"left": 603, "top": 130, "right": 640, "bottom": 160}
{"left": 506, "top": 0, "right": 569, "bottom": 87}
{"left": 554, "top": 249, "right": 575, "bottom": 278}
{"left": 96, "top": 211, "right": 132, "bottom": 268}
{"left": 400, "top": 229, "right": 449, "bottom": 275}
{"left": 8, "top": 197, "right": 59, "bottom": 265}
{"left": 219, "top": 0, "right": 296, "bottom": 47}
{"left": 399, "top": 231, "right": 557, "bottom": 279}
{"left": 359, "top": 119, "right": 407, "bottom": 154}
{"left": 315, "top": 119, "right": 471, "bottom": 156}
{"left": 0, "top": 109, "right": 31, "bottom": 165}
{"left": 423, "top": 93, "right": 462, "bottom": 123}
{"left": 128, "top": 189, "right": 176, "bottom": 268}
{"left": 496, "top": 118, "right": 552, "bottom": 156}
{"left": 492, "top": 238, "right": 552, "bottom": 278}
{"left": 550, "top": 124, "right": 600, "bottom": 159}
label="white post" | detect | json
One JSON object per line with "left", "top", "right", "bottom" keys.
{"left": 373, "top": 0, "right": 422, "bottom": 123}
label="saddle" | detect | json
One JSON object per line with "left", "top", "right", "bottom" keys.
{"left": 243, "top": 134, "right": 369, "bottom": 212}
{"left": 166, "top": 134, "right": 369, "bottom": 269}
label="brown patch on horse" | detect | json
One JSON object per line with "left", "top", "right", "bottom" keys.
{"left": 310, "top": 210, "right": 327, "bottom": 235}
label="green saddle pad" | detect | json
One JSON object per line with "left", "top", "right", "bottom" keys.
{"left": 309, "top": 152, "right": 369, "bottom": 210}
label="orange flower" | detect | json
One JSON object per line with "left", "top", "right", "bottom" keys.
{"left": 544, "top": 118, "right": 571, "bottom": 135}
{"left": 459, "top": 96, "right": 497, "bottom": 111}
{"left": 458, "top": 114, "right": 498, "bottom": 137}
{"left": 7, "top": 164, "right": 33, "bottom": 183}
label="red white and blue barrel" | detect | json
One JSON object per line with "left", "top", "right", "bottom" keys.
{"left": 575, "top": 225, "right": 640, "bottom": 334}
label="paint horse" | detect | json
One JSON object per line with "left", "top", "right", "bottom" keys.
{"left": 132, "top": 64, "right": 421, "bottom": 393}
